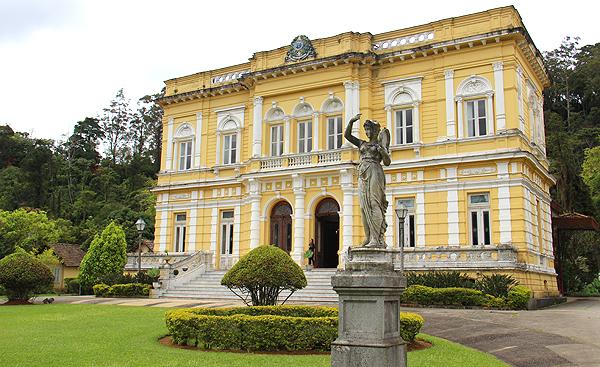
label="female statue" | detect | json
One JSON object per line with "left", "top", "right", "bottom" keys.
{"left": 344, "top": 113, "right": 391, "bottom": 248}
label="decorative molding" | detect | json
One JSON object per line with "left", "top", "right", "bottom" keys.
{"left": 459, "top": 167, "right": 496, "bottom": 176}
{"left": 373, "top": 31, "right": 434, "bottom": 50}
{"left": 285, "top": 35, "right": 316, "bottom": 62}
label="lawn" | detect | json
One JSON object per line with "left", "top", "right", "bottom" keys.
{"left": 0, "top": 304, "right": 508, "bottom": 367}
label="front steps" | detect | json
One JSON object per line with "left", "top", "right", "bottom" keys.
{"left": 160, "top": 268, "right": 339, "bottom": 303}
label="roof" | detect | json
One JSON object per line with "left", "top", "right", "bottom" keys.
{"left": 135, "top": 239, "right": 155, "bottom": 253}
{"left": 49, "top": 244, "right": 86, "bottom": 267}
{"left": 553, "top": 213, "right": 600, "bottom": 231}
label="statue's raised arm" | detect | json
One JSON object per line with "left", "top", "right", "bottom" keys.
{"left": 344, "top": 113, "right": 362, "bottom": 148}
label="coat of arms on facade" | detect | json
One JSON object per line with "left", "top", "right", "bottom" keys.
{"left": 285, "top": 35, "right": 317, "bottom": 62}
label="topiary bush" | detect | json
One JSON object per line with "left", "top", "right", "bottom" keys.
{"left": 221, "top": 245, "right": 307, "bottom": 306}
{"left": 93, "top": 283, "right": 150, "bottom": 297}
{"left": 165, "top": 306, "right": 425, "bottom": 351}
{"left": 0, "top": 252, "right": 54, "bottom": 301}
{"left": 475, "top": 274, "right": 519, "bottom": 298}
{"left": 506, "top": 285, "right": 531, "bottom": 310}
{"left": 79, "top": 222, "right": 127, "bottom": 288}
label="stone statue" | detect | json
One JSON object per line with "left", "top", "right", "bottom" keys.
{"left": 344, "top": 113, "right": 391, "bottom": 248}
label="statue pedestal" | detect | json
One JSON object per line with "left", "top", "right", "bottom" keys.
{"left": 331, "top": 247, "right": 407, "bottom": 367}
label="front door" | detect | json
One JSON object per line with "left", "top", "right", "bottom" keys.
{"left": 315, "top": 198, "right": 340, "bottom": 268}
{"left": 270, "top": 202, "right": 292, "bottom": 253}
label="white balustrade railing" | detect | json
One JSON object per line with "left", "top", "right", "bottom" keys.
{"left": 260, "top": 157, "right": 284, "bottom": 169}
{"left": 289, "top": 153, "right": 312, "bottom": 167}
{"left": 259, "top": 151, "right": 343, "bottom": 170}
{"left": 317, "top": 151, "right": 341, "bottom": 163}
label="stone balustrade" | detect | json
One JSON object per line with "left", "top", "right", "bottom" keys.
{"left": 259, "top": 150, "right": 342, "bottom": 171}
{"left": 125, "top": 252, "right": 190, "bottom": 271}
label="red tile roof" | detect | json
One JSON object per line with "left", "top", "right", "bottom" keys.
{"left": 49, "top": 244, "right": 86, "bottom": 267}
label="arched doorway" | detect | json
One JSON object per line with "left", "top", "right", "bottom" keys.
{"left": 315, "top": 198, "right": 340, "bottom": 268}
{"left": 270, "top": 201, "right": 292, "bottom": 253}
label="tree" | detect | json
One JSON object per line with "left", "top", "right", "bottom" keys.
{"left": 582, "top": 144, "right": 600, "bottom": 213}
{"left": 221, "top": 246, "right": 307, "bottom": 306}
{"left": 78, "top": 222, "right": 127, "bottom": 287}
{"left": 0, "top": 209, "right": 62, "bottom": 259}
{"left": 544, "top": 36, "right": 580, "bottom": 125}
{"left": 100, "top": 89, "right": 133, "bottom": 165}
{"left": 0, "top": 251, "right": 54, "bottom": 302}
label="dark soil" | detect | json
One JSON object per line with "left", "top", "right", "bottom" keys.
{"left": 0, "top": 300, "right": 34, "bottom": 305}
{"left": 159, "top": 336, "right": 432, "bottom": 354}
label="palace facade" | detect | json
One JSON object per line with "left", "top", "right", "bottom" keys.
{"left": 154, "top": 6, "right": 558, "bottom": 296}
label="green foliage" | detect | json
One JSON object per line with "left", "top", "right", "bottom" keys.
{"left": 0, "top": 252, "right": 54, "bottom": 301}
{"left": 35, "top": 248, "right": 61, "bottom": 268}
{"left": 400, "top": 312, "right": 424, "bottom": 343}
{"left": 93, "top": 283, "right": 150, "bottom": 297}
{"left": 79, "top": 222, "right": 127, "bottom": 288}
{"left": 147, "top": 268, "right": 160, "bottom": 281}
{"left": 221, "top": 245, "right": 307, "bottom": 306}
{"left": 506, "top": 285, "right": 532, "bottom": 310}
{"left": 64, "top": 277, "right": 80, "bottom": 294}
{"left": 401, "top": 285, "right": 519, "bottom": 308}
{"left": 475, "top": 274, "right": 519, "bottom": 298}
{"left": 582, "top": 145, "right": 600, "bottom": 213}
{"left": 0, "top": 208, "right": 62, "bottom": 259}
{"left": 579, "top": 277, "right": 600, "bottom": 296}
{"left": 406, "top": 271, "right": 475, "bottom": 289}
{"left": 165, "top": 306, "right": 424, "bottom": 351}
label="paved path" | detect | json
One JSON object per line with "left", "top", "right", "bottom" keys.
{"left": 31, "top": 296, "right": 600, "bottom": 367}
{"left": 413, "top": 298, "right": 600, "bottom": 367}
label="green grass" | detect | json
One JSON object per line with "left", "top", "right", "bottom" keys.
{"left": 0, "top": 304, "right": 508, "bottom": 367}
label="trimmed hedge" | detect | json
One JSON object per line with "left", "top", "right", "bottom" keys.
{"left": 401, "top": 284, "right": 532, "bottom": 310}
{"left": 165, "top": 306, "right": 424, "bottom": 351}
{"left": 93, "top": 283, "right": 150, "bottom": 297}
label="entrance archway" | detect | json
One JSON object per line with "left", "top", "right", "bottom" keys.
{"left": 315, "top": 198, "right": 340, "bottom": 268}
{"left": 270, "top": 201, "right": 292, "bottom": 253}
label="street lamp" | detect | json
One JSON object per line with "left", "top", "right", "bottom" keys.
{"left": 395, "top": 204, "right": 408, "bottom": 273}
{"left": 135, "top": 218, "right": 146, "bottom": 273}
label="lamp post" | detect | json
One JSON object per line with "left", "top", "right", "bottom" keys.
{"left": 135, "top": 218, "right": 146, "bottom": 273}
{"left": 395, "top": 204, "right": 408, "bottom": 273}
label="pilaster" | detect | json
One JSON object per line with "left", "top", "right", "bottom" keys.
{"left": 446, "top": 167, "right": 460, "bottom": 246}
{"left": 312, "top": 111, "right": 320, "bottom": 151}
{"left": 493, "top": 61, "right": 506, "bottom": 131}
{"left": 252, "top": 96, "right": 263, "bottom": 157}
{"left": 248, "top": 178, "right": 261, "bottom": 250}
{"left": 292, "top": 174, "right": 306, "bottom": 264}
{"left": 194, "top": 112, "right": 202, "bottom": 168}
{"left": 166, "top": 117, "right": 174, "bottom": 171}
{"left": 497, "top": 162, "right": 512, "bottom": 244}
{"left": 444, "top": 70, "right": 456, "bottom": 139}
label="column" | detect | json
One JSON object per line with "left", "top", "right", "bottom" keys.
{"left": 447, "top": 167, "right": 459, "bottom": 246}
{"left": 516, "top": 66, "right": 525, "bottom": 132}
{"left": 166, "top": 117, "right": 174, "bottom": 170}
{"left": 486, "top": 92, "right": 495, "bottom": 135}
{"left": 252, "top": 96, "right": 263, "bottom": 157}
{"left": 209, "top": 207, "right": 218, "bottom": 268}
{"left": 188, "top": 190, "right": 198, "bottom": 252}
{"left": 385, "top": 192, "right": 394, "bottom": 249}
{"left": 456, "top": 97, "right": 464, "bottom": 138}
{"left": 497, "top": 162, "right": 512, "bottom": 244}
{"left": 416, "top": 188, "right": 425, "bottom": 247}
{"left": 352, "top": 81, "right": 360, "bottom": 137}
{"left": 493, "top": 62, "right": 506, "bottom": 131}
{"left": 194, "top": 113, "right": 202, "bottom": 168}
{"left": 343, "top": 81, "right": 360, "bottom": 144}
{"left": 284, "top": 116, "right": 291, "bottom": 154}
{"left": 312, "top": 112, "right": 320, "bottom": 151}
{"left": 523, "top": 188, "right": 534, "bottom": 250}
{"left": 292, "top": 174, "right": 306, "bottom": 265}
{"left": 413, "top": 101, "right": 421, "bottom": 143}
{"left": 444, "top": 70, "right": 456, "bottom": 139}
{"left": 248, "top": 178, "right": 261, "bottom": 250}
{"left": 158, "top": 194, "right": 168, "bottom": 252}
{"left": 340, "top": 169, "right": 355, "bottom": 267}
{"left": 215, "top": 132, "right": 221, "bottom": 165}
{"left": 385, "top": 105, "right": 393, "bottom": 142}
{"left": 233, "top": 204, "right": 241, "bottom": 263}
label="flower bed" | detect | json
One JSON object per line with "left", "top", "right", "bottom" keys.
{"left": 165, "top": 305, "right": 424, "bottom": 352}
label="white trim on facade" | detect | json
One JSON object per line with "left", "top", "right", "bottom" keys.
{"left": 493, "top": 61, "right": 506, "bottom": 131}
{"left": 209, "top": 207, "right": 218, "bottom": 268}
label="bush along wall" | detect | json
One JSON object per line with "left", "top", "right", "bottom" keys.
{"left": 400, "top": 284, "right": 532, "bottom": 310}
{"left": 165, "top": 306, "right": 425, "bottom": 351}
{"left": 93, "top": 283, "right": 150, "bottom": 297}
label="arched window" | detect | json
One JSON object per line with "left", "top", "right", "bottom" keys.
{"left": 216, "top": 117, "right": 241, "bottom": 165}
{"left": 265, "top": 106, "right": 287, "bottom": 156}
{"left": 321, "top": 97, "right": 344, "bottom": 150}
{"left": 174, "top": 123, "right": 194, "bottom": 171}
{"left": 293, "top": 102, "right": 314, "bottom": 153}
{"left": 455, "top": 76, "right": 494, "bottom": 138}
{"left": 383, "top": 77, "right": 422, "bottom": 147}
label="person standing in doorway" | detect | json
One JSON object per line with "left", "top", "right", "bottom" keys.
{"left": 308, "top": 239, "right": 316, "bottom": 267}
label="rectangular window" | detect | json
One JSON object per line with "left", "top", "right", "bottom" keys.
{"left": 221, "top": 211, "right": 234, "bottom": 255}
{"left": 327, "top": 116, "right": 343, "bottom": 150}
{"left": 223, "top": 134, "right": 237, "bottom": 164}
{"left": 174, "top": 213, "right": 186, "bottom": 252}
{"left": 271, "top": 125, "right": 284, "bottom": 156}
{"left": 394, "top": 108, "right": 414, "bottom": 145}
{"left": 466, "top": 99, "right": 487, "bottom": 137}
{"left": 179, "top": 141, "right": 192, "bottom": 170}
{"left": 52, "top": 266, "right": 61, "bottom": 284}
{"left": 297, "top": 120, "right": 313, "bottom": 153}
{"left": 469, "top": 193, "right": 491, "bottom": 246}
{"left": 396, "top": 199, "right": 416, "bottom": 248}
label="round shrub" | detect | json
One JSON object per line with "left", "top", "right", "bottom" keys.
{"left": 400, "top": 312, "right": 424, "bottom": 343}
{"left": 507, "top": 285, "right": 531, "bottom": 310}
{"left": 0, "top": 252, "right": 54, "bottom": 301}
{"left": 221, "top": 245, "right": 307, "bottom": 306}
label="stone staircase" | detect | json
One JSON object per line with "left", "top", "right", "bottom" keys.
{"left": 160, "top": 268, "right": 339, "bottom": 303}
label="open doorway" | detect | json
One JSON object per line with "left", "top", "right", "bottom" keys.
{"left": 315, "top": 198, "right": 340, "bottom": 268}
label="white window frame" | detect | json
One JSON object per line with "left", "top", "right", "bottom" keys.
{"left": 215, "top": 117, "right": 241, "bottom": 166}
{"left": 178, "top": 140, "right": 192, "bottom": 170}
{"left": 220, "top": 211, "right": 234, "bottom": 256}
{"left": 455, "top": 76, "right": 494, "bottom": 139}
{"left": 327, "top": 116, "right": 343, "bottom": 150}
{"left": 465, "top": 99, "right": 488, "bottom": 137}
{"left": 271, "top": 124, "right": 284, "bottom": 156}
{"left": 468, "top": 193, "right": 491, "bottom": 246}
{"left": 297, "top": 120, "right": 313, "bottom": 153}
{"left": 394, "top": 108, "right": 414, "bottom": 145}
{"left": 383, "top": 78, "right": 422, "bottom": 147}
{"left": 174, "top": 213, "right": 187, "bottom": 252}
{"left": 222, "top": 133, "right": 237, "bottom": 165}
{"left": 396, "top": 198, "right": 416, "bottom": 248}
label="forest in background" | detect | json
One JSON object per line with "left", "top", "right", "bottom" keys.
{"left": 0, "top": 38, "right": 599, "bottom": 293}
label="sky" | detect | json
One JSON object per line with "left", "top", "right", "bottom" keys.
{"left": 1, "top": 0, "right": 598, "bottom": 142}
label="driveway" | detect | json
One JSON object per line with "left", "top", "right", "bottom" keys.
{"left": 412, "top": 298, "right": 600, "bottom": 367}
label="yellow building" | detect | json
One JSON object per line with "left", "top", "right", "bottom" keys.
{"left": 154, "top": 6, "right": 557, "bottom": 297}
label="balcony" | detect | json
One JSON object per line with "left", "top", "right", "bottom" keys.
{"left": 259, "top": 150, "right": 343, "bottom": 171}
